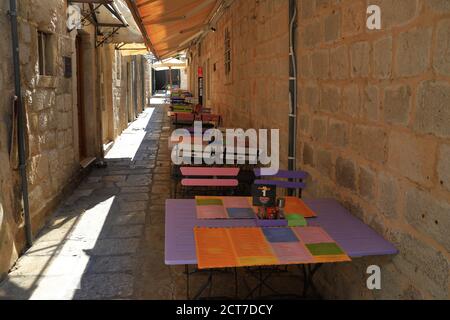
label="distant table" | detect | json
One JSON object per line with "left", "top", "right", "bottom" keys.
{"left": 165, "top": 198, "right": 397, "bottom": 265}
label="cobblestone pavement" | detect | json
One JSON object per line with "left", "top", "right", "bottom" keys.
{"left": 0, "top": 103, "right": 311, "bottom": 300}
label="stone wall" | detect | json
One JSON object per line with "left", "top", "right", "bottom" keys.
{"left": 113, "top": 49, "right": 129, "bottom": 138}
{"left": 104, "top": 50, "right": 151, "bottom": 145}
{"left": 0, "top": 0, "right": 151, "bottom": 280}
{"left": 0, "top": 0, "right": 82, "bottom": 279}
{"left": 143, "top": 55, "right": 153, "bottom": 106}
{"left": 296, "top": 0, "right": 449, "bottom": 299}
{"left": 0, "top": 0, "right": 20, "bottom": 281}
{"left": 188, "top": 0, "right": 450, "bottom": 299}
{"left": 188, "top": 0, "right": 290, "bottom": 168}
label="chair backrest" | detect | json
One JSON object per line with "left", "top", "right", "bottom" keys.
{"left": 199, "top": 113, "right": 222, "bottom": 127}
{"left": 253, "top": 169, "right": 308, "bottom": 193}
{"left": 173, "top": 112, "right": 195, "bottom": 126}
{"left": 180, "top": 167, "right": 240, "bottom": 187}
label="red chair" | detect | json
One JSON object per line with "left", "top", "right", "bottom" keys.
{"left": 199, "top": 113, "right": 222, "bottom": 128}
{"left": 172, "top": 112, "right": 195, "bottom": 127}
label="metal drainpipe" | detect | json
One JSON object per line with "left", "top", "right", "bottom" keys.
{"left": 288, "top": 0, "right": 298, "bottom": 196}
{"left": 9, "top": 0, "right": 33, "bottom": 247}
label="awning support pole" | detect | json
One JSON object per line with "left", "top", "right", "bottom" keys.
{"left": 288, "top": 0, "right": 298, "bottom": 196}
{"left": 169, "top": 66, "right": 173, "bottom": 90}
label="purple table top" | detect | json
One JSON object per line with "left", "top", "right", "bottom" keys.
{"left": 165, "top": 198, "right": 398, "bottom": 265}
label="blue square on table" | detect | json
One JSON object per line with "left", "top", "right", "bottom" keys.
{"left": 227, "top": 208, "right": 255, "bottom": 219}
{"left": 262, "top": 228, "right": 299, "bottom": 243}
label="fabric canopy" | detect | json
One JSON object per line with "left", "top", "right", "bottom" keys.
{"left": 116, "top": 43, "right": 149, "bottom": 56}
{"left": 153, "top": 58, "right": 186, "bottom": 70}
{"left": 111, "top": 0, "right": 145, "bottom": 43}
{"left": 126, "top": 0, "right": 219, "bottom": 59}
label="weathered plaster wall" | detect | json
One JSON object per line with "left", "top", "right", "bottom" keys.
{"left": 189, "top": 0, "right": 450, "bottom": 299}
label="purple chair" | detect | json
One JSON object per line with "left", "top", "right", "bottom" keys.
{"left": 253, "top": 168, "right": 308, "bottom": 196}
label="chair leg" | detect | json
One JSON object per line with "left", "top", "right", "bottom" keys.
{"left": 185, "top": 264, "right": 190, "bottom": 300}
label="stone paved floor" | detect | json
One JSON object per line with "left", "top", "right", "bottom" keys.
{"left": 0, "top": 101, "right": 312, "bottom": 300}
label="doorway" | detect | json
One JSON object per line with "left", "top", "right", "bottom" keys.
{"left": 154, "top": 69, "right": 180, "bottom": 91}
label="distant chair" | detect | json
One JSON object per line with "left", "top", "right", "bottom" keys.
{"left": 199, "top": 113, "right": 222, "bottom": 128}
{"left": 170, "top": 108, "right": 220, "bottom": 128}
{"left": 172, "top": 112, "right": 195, "bottom": 127}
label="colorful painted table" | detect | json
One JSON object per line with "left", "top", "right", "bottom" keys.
{"left": 165, "top": 198, "right": 397, "bottom": 265}
{"left": 165, "top": 198, "right": 398, "bottom": 299}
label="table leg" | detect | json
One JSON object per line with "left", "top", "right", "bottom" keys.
{"left": 185, "top": 264, "right": 190, "bottom": 300}
{"left": 193, "top": 271, "right": 213, "bottom": 300}
{"left": 243, "top": 269, "right": 277, "bottom": 299}
{"left": 302, "top": 264, "right": 322, "bottom": 298}
{"left": 234, "top": 267, "right": 238, "bottom": 298}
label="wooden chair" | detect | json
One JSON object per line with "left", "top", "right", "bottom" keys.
{"left": 198, "top": 113, "right": 222, "bottom": 128}
{"left": 172, "top": 112, "right": 195, "bottom": 127}
{"left": 171, "top": 110, "right": 220, "bottom": 128}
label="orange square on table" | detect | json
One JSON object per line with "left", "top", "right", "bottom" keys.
{"left": 194, "top": 227, "right": 238, "bottom": 269}
{"left": 227, "top": 227, "right": 278, "bottom": 267}
{"left": 284, "top": 197, "right": 316, "bottom": 218}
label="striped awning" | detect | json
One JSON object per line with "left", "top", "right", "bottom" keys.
{"left": 126, "top": 0, "right": 219, "bottom": 59}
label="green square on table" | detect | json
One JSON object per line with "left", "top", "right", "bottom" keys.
{"left": 196, "top": 198, "right": 223, "bottom": 206}
{"left": 305, "top": 242, "right": 344, "bottom": 256}
{"left": 286, "top": 214, "right": 307, "bottom": 227}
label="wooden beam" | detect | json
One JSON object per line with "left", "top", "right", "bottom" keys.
{"left": 69, "top": 0, "right": 113, "bottom": 4}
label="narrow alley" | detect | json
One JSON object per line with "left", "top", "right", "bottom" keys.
{"left": 0, "top": 100, "right": 311, "bottom": 299}
{"left": 1, "top": 0, "right": 449, "bottom": 304}
{"left": 0, "top": 102, "right": 169, "bottom": 299}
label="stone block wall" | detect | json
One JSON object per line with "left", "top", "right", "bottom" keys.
{"left": 296, "top": 0, "right": 450, "bottom": 299}
{"left": 0, "top": 0, "right": 19, "bottom": 280}
{"left": 188, "top": 0, "right": 450, "bottom": 299}
{"left": 188, "top": 0, "right": 290, "bottom": 168}
{"left": 20, "top": 0, "right": 81, "bottom": 235}
{"left": 113, "top": 49, "right": 129, "bottom": 138}
{"left": 0, "top": 0, "right": 149, "bottom": 279}
{"left": 0, "top": 0, "right": 82, "bottom": 279}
